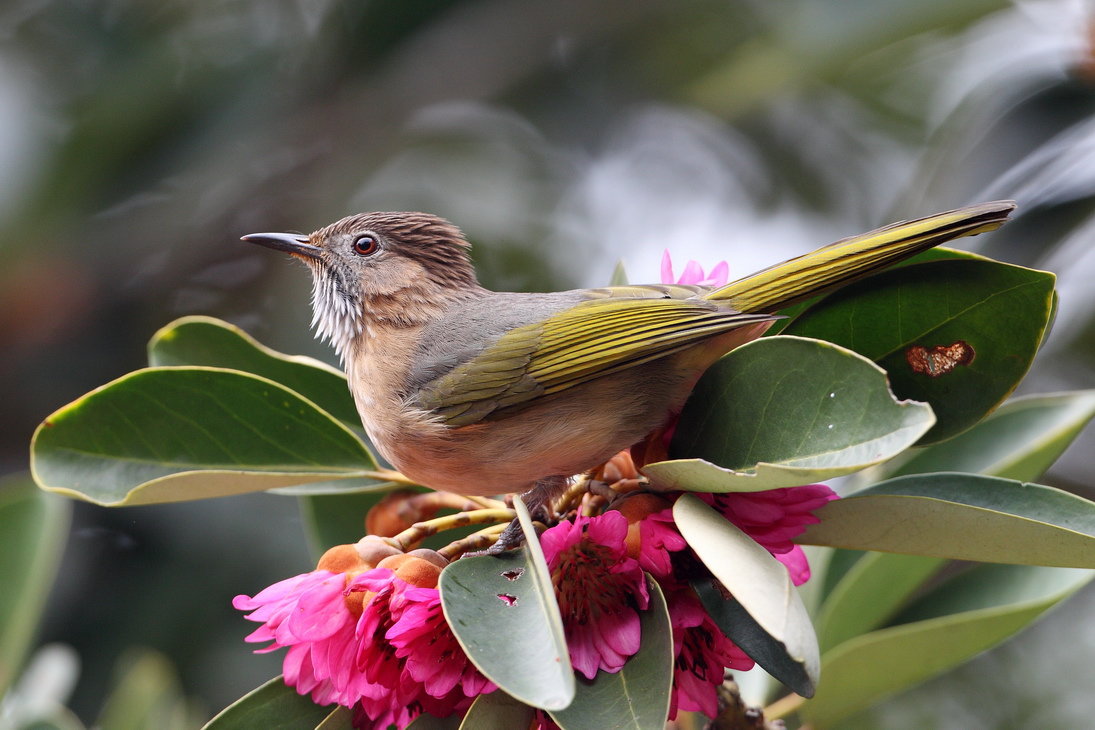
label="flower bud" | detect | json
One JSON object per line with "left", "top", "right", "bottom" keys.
{"left": 377, "top": 551, "right": 445, "bottom": 589}
{"left": 356, "top": 534, "right": 402, "bottom": 563}
{"left": 615, "top": 493, "right": 674, "bottom": 561}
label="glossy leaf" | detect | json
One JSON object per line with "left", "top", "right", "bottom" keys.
{"left": 148, "top": 316, "right": 360, "bottom": 429}
{"left": 314, "top": 707, "right": 354, "bottom": 730}
{"left": 674, "top": 494, "right": 819, "bottom": 696}
{"left": 798, "top": 473, "right": 1095, "bottom": 567}
{"left": 405, "top": 713, "right": 462, "bottom": 729}
{"left": 203, "top": 676, "right": 332, "bottom": 730}
{"left": 765, "top": 246, "right": 985, "bottom": 336}
{"left": 439, "top": 497, "right": 574, "bottom": 711}
{"left": 655, "top": 336, "right": 934, "bottom": 491}
{"left": 868, "top": 389, "right": 1095, "bottom": 484}
{"left": 31, "top": 367, "right": 377, "bottom": 506}
{"left": 459, "top": 691, "right": 536, "bottom": 730}
{"left": 803, "top": 564, "right": 1094, "bottom": 726}
{"left": 551, "top": 578, "right": 672, "bottom": 730}
{"left": 815, "top": 553, "right": 945, "bottom": 653}
{"left": 781, "top": 258, "right": 1055, "bottom": 443}
{"left": 0, "top": 477, "right": 70, "bottom": 696}
{"left": 268, "top": 477, "right": 400, "bottom": 496}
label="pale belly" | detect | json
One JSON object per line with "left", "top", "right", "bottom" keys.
{"left": 363, "top": 358, "right": 694, "bottom": 495}
{"left": 354, "top": 324, "right": 771, "bottom": 496}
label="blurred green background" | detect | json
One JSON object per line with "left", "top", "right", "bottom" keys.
{"left": 3, "top": 1, "right": 1095, "bottom": 727}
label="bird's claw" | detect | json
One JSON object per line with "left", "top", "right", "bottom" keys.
{"left": 463, "top": 517, "right": 527, "bottom": 558}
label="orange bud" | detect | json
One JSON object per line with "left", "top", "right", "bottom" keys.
{"left": 316, "top": 543, "right": 368, "bottom": 574}
{"left": 615, "top": 493, "right": 673, "bottom": 561}
{"left": 377, "top": 553, "right": 444, "bottom": 589}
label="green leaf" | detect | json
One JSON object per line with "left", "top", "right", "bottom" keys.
{"left": 798, "top": 473, "right": 1095, "bottom": 567}
{"left": 550, "top": 578, "right": 672, "bottom": 730}
{"left": 96, "top": 649, "right": 194, "bottom": 730}
{"left": 815, "top": 553, "right": 945, "bottom": 653}
{"left": 268, "top": 477, "right": 400, "bottom": 497}
{"left": 31, "top": 367, "right": 377, "bottom": 506}
{"left": 868, "top": 390, "right": 1095, "bottom": 484}
{"left": 148, "top": 316, "right": 360, "bottom": 429}
{"left": 673, "top": 493, "right": 819, "bottom": 696}
{"left": 803, "top": 565, "right": 1094, "bottom": 726}
{"left": 459, "top": 692, "right": 536, "bottom": 730}
{"left": 0, "top": 476, "right": 70, "bottom": 696}
{"left": 405, "top": 713, "right": 462, "bottom": 729}
{"left": 203, "top": 676, "right": 332, "bottom": 730}
{"left": 439, "top": 497, "right": 574, "bottom": 711}
{"left": 765, "top": 247, "right": 986, "bottom": 337}
{"left": 781, "top": 258, "right": 1056, "bottom": 443}
{"left": 653, "top": 336, "right": 934, "bottom": 491}
{"left": 314, "top": 707, "right": 354, "bottom": 730}
{"left": 608, "top": 259, "right": 629, "bottom": 286}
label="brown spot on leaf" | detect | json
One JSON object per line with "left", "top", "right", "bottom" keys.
{"left": 500, "top": 568, "right": 524, "bottom": 581}
{"left": 906, "top": 341, "right": 975, "bottom": 378}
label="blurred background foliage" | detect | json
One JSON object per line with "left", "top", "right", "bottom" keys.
{"left": 2, "top": 0, "right": 1095, "bottom": 727}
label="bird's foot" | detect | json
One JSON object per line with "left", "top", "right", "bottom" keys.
{"left": 476, "top": 517, "right": 527, "bottom": 556}
{"left": 462, "top": 476, "right": 566, "bottom": 558}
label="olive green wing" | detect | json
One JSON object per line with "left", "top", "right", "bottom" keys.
{"left": 413, "top": 292, "right": 773, "bottom": 427}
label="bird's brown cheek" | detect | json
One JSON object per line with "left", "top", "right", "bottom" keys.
{"left": 362, "top": 258, "right": 429, "bottom": 298}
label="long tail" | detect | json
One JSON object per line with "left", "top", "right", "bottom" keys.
{"left": 707, "top": 200, "right": 1017, "bottom": 313}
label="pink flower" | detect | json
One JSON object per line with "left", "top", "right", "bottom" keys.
{"left": 617, "top": 493, "right": 689, "bottom": 581}
{"left": 701, "top": 484, "right": 838, "bottom": 585}
{"left": 661, "top": 250, "right": 730, "bottom": 286}
{"left": 349, "top": 566, "right": 492, "bottom": 728}
{"left": 234, "top": 546, "right": 494, "bottom": 729}
{"left": 666, "top": 588, "right": 754, "bottom": 719}
{"left": 541, "top": 511, "right": 650, "bottom": 679}
{"left": 383, "top": 585, "right": 494, "bottom": 699}
{"left": 233, "top": 545, "right": 373, "bottom": 708}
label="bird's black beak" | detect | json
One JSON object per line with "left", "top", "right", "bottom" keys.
{"left": 241, "top": 232, "right": 324, "bottom": 260}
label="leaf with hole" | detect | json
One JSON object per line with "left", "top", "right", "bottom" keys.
{"left": 650, "top": 336, "right": 934, "bottom": 492}
{"left": 781, "top": 258, "right": 1055, "bottom": 443}
{"left": 438, "top": 498, "right": 574, "bottom": 711}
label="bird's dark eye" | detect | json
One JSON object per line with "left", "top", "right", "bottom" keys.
{"left": 353, "top": 234, "right": 379, "bottom": 256}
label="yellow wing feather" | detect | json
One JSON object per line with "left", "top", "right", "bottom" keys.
{"left": 417, "top": 295, "right": 772, "bottom": 426}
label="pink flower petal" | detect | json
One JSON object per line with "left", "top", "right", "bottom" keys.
{"left": 660, "top": 250, "right": 675, "bottom": 284}
{"left": 775, "top": 546, "right": 812, "bottom": 586}
{"left": 679, "top": 260, "right": 704, "bottom": 284}
{"left": 706, "top": 260, "right": 730, "bottom": 287}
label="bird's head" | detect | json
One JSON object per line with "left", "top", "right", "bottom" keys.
{"left": 243, "top": 211, "right": 480, "bottom": 357}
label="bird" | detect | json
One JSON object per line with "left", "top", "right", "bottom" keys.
{"left": 243, "top": 200, "right": 1016, "bottom": 553}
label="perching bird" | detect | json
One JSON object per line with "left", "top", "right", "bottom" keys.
{"left": 243, "top": 201, "right": 1016, "bottom": 552}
